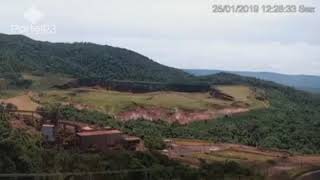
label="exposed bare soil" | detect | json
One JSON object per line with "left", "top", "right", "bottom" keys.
{"left": 117, "top": 107, "right": 249, "bottom": 124}
{"left": 9, "top": 115, "right": 40, "bottom": 136}
{"left": 163, "top": 139, "right": 320, "bottom": 180}
{"left": 0, "top": 93, "right": 40, "bottom": 111}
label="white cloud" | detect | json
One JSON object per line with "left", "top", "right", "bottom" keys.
{"left": 110, "top": 38, "right": 320, "bottom": 75}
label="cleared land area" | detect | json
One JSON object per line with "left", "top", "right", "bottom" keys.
{"left": 163, "top": 139, "right": 320, "bottom": 180}
{"left": 38, "top": 85, "right": 267, "bottom": 112}
{"left": 0, "top": 84, "right": 268, "bottom": 123}
{"left": 0, "top": 94, "right": 40, "bottom": 111}
{"left": 36, "top": 85, "right": 268, "bottom": 123}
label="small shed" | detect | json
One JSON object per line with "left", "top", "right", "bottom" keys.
{"left": 41, "top": 124, "right": 55, "bottom": 142}
{"left": 122, "top": 135, "right": 141, "bottom": 151}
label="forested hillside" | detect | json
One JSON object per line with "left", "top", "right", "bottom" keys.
{"left": 193, "top": 73, "right": 320, "bottom": 153}
{"left": 186, "top": 69, "right": 320, "bottom": 93}
{"left": 0, "top": 33, "right": 191, "bottom": 82}
{"left": 0, "top": 106, "right": 258, "bottom": 179}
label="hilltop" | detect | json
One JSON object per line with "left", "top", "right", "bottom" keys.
{"left": 0, "top": 33, "right": 191, "bottom": 83}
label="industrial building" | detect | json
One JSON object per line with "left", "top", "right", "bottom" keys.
{"left": 77, "top": 129, "right": 123, "bottom": 151}
{"left": 41, "top": 121, "right": 142, "bottom": 151}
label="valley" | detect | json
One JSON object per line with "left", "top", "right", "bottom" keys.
{"left": 0, "top": 33, "right": 320, "bottom": 180}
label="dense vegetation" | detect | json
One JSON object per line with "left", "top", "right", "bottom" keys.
{"left": 190, "top": 87, "right": 320, "bottom": 153}
{"left": 57, "top": 78, "right": 211, "bottom": 93}
{"left": 0, "top": 72, "right": 32, "bottom": 89}
{"left": 0, "top": 33, "right": 191, "bottom": 83}
{"left": 0, "top": 110, "right": 41, "bottom": 172}
{"left": 0, "top": 107, "right": 260, "bottom": 179}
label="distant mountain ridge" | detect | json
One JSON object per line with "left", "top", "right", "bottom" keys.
{"left": 185, "top": 69, "right": 320, "bottom": 93}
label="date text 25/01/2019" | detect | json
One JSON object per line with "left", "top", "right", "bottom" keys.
{"left": 212, "top": 4, "right": 316, "bottom": 14}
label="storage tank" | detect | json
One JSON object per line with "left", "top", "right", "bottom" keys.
{"left": 41, "top": 124, "right": 55, "bottom": 142}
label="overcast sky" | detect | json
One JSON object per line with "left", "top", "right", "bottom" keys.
{"left": 1, "top": 0, "right": 319, "bottom": 75}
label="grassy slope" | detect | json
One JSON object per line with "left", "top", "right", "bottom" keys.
{"left": 22, "top": 73, "right": 73, "bottom": 90}
{"left": 0, "top": 73, "right": 73, "bottom": 99}
{"left": 193, "top": 150, "right": 275, "bottom": 162}
{"left": 37, "top": 85, "right": 267, "bottom": 114}
{"left": 216, "top": 85, "right": 268, "bottom": 109}
{"left": 0, "top": 90, "right": 23, "bottom": 99}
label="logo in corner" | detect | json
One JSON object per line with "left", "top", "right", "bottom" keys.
{"left": 11, "top": 5, "right": 56, "bottom": 35}
{"left": 23, "top": 6, "right": 44, "bottom": 24}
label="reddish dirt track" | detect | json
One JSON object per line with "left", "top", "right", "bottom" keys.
{"left": 162, "top": 139, "right": 320, "bottom": 180}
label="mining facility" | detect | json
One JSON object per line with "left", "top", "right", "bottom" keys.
{"left": 42, "top": 119, "right": 143, "bottom": 151}
{"left": 5, "top": 109, "right": 143, "bottom": 152}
